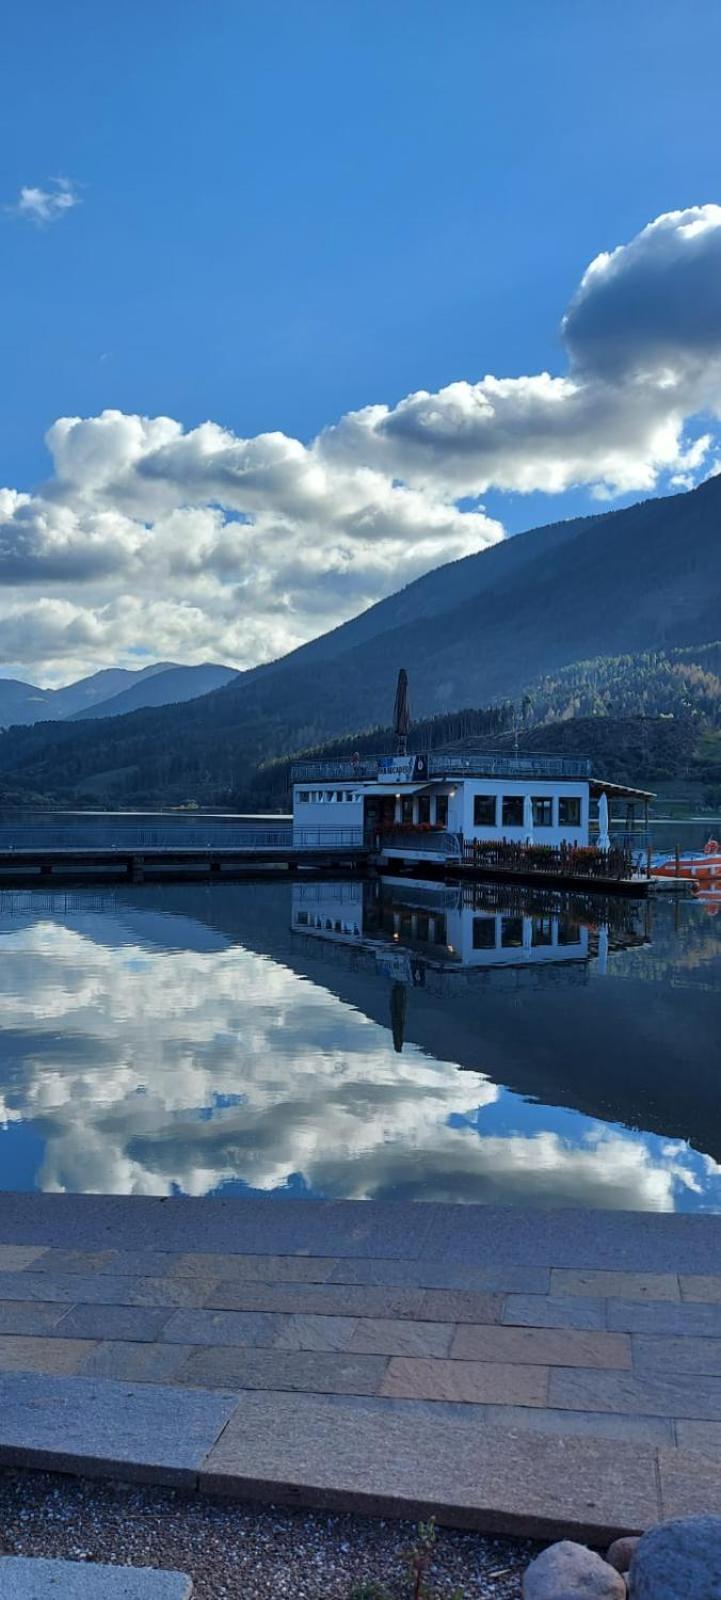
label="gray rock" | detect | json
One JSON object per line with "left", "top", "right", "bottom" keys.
{"left": 606, "top": 1536, "right": 639, "bottom": 1573}
{"left": 523, "top": 1540, "right": 626, "bottom": 1598}
{"left": 629, "top": 1515, "right": 721, "bottom": 1598}
{"left": 0, "top": 1557, "right": 193, "bottom": 1596}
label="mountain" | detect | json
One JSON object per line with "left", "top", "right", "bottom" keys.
{"left": 0, "top": 472, "right": 720, "bottom": 804}
{"left": 0, "top": 678, "right": 55, "bottom": 728}
{"left": 51, "top": 664, "right": 173, "bottom": 720}
{"left": 0, "top": 662, "right": 236, "bottom": 731}
{"left": 69, "top": 662, "right": 237, "bottom": 720}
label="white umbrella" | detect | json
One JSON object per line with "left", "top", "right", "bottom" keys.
{"left": 523, "top": 794, "right": 534, "bottom": 845}
{"left": 598, "top": 792, "right": 610, "bottom": 851}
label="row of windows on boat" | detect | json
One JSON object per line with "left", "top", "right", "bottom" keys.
{"left": 297, "top": 791, "right": 363, "bottom": 803}
{"left": 294, "top": 910, "right": 582, "bottom": 949}
{"left": 296, "top": 792, "right": 582, "bottom": 827}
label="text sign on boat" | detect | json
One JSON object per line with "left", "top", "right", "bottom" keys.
{"left": 377, "top": 754, "right": 428, "bottom": 783}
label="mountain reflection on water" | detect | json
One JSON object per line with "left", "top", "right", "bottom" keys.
{"left": 0, "top": 873, "right": 719, "bottom": 1210}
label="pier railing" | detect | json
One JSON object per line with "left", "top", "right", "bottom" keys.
{"left": 0, "top": 821, "right": 364, "bottom": 854}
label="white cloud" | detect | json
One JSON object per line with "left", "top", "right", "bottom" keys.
{"left": 9, "top": 177, "right": 80, "bottom": 226}
{"left": 1, "top": 204, "right": 721, "bottom": 678}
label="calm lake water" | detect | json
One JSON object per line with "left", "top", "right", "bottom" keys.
{"left": 1, "top": 853, "right": 720, "bottom": 1210}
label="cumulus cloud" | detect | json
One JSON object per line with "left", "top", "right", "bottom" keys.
{"left": 1, "top": 204, "right": 721, "bottom": 678}
{"left": 8, "top": 177, "right": 80, "bottom": 226}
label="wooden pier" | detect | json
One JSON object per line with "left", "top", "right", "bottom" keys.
{"left": 0, "top": 842, "right": 369, "bottom": 885}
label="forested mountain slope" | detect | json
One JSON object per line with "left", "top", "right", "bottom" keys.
{"left": 0, "top": 473, "right": 719, "bottom": 804}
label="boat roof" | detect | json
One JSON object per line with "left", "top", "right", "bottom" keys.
{"left": 590, "top": 777, "right": 655, "bottom": 802}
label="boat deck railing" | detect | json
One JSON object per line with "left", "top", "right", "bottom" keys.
{"left": 291, "top": 751, "right": 593, "bottom": 782}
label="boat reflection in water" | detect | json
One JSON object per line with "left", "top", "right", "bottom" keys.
{"left": 291, "top": 876, "right": 649, "bottom": 1000}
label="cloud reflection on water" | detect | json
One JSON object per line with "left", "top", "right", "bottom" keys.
{"left": 0, "top": 899, "right": 718, "bottom": 1210}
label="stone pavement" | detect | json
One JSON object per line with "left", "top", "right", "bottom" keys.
{"left": 1, "top": 1195, "right": 721, "bottom": 1540}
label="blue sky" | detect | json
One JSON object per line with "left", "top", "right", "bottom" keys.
{"left": 2, "top": 0, "right": 721, "bottom": 681}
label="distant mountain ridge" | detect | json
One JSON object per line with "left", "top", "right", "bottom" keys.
{"left": 68, "top": 662, "right": 237, "bottom": 720}
{"left": 0, "top": 471, "right": 720, "bottom": 804}
{"left": 0, "top": 661, "right": 236, "bottom": 730}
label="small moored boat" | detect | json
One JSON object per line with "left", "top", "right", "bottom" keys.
{"left": 653, "top": 838, "right": 721, "bottom": 884}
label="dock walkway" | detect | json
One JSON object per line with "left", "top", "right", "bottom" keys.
{"left": 0, "top": 1195, "right": 720, "bottom": 1541}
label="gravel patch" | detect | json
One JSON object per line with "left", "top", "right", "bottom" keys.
{"left": 0, "top": 1471, "right": 536, "bottom": 1599}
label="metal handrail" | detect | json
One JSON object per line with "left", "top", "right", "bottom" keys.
{"left": 291, "top": 751, "right": 592, "bottom": 782}
{"left": 0, "top": 824, "right": 364, "bottom": 853}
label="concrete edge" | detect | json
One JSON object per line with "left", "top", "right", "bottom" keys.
{"left": 0, "top": 1435, "right": 649, "bottom": 1545}
{"left": 197, "top": 1467, "right": 649, "bottom": 1543}
{"left": 0, "top": 1441, "right": 198, "bottom": 1491}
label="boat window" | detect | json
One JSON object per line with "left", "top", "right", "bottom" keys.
{"left": 401, "top": 797, "right": 414, "bottom": 825}
{"left": 532, "top": 916, "right": 554, "bottom": 946}
{"left": 532, "top": 796, "right": 553, "bottom": 827}
{"left": 474, "top": 794, "right": 497, "bottom": 826}
{"left": 298, "top": 791, "right": 310, "bottom": 804}
{"left": 473, "top": 917, "right": 496, "bottom": 950}
{"left": 501, "top": 915, "right": 524, "bottom": 947}
{"left": 418, "top": 795, "right": 431, "bottom": 824}
{"left": 435, "top": 795, "right": 448, "bottom": 826}
{"left": 559, "top": 796, "right": 582, "bottom": 826}
{"left": 501, "top": 796, "right": 524, "bottom": 827}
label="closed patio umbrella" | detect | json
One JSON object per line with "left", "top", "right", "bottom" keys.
{"left": 598, "top": 792, "right": 610, "bottom": 850}
{"left": 393, "top": 668, "right": 411, "bottom": 756}
{"left": 523, "top": 794, "right": 534, "bottom": 845}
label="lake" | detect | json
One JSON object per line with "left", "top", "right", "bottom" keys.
{"left": 0, "top": 862, "right": 719, "bottom": 1210}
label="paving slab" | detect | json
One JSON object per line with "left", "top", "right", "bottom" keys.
{"left": 160, "top": 1308, "right": 280, "bottom": 1348}
{"left": 0, "top": 1556, "right": 192, "bottom": 1597}
{"left": 0, "top": 1372, "right": 238, "bottom": 1486}
{"left": 6, "top": 1195, "right": 721, "bottom": 1274}
{"left": 0, "top": 1274, "right": 218, "bottom": 1308}
{"left": 203, "top": 1281, "right": 427, "bottom": 1317}
{"left": 380, "top": 1356, "right": 549, "bottom": 1405}
{"left": 450, "top": 1324, "right": 630, "bottom": 1369}
{"left": 607, "top": 1298, "right": 721, "bottom": 1335}
{"left": 633, "top": 1333, "right": 721, "bottom": 1376}
{"left": 199, "top": 1389, "right": 662, "bottom": 1538}
{"left": 176, "top": 1345, "right": 388, "bottom": 1394}
{"left": 0, "top": 1195, "right": 436, "bottom": 1261}
{"left": 502, "top": 1294, "right": 607, "bottom": 1330}
{"left": 417, "top": 1290, "right": 505, "bottom": 1323}
{"left": 551, "top": 1270, "right": 680, "bottom": 1301}
{"left": 79, "top": 1341, "right": 195, "bottom": 1383}
{"left": 327, "top": 1259, "right": 551, "bottom": 1294}
{"left": 55, "top": 1305, "right": 175, "bottom": 1342}
{"left": 680, "top": 1274, "right": 721, "bottom": 1302}
{"left": 0, "top": 1336, "right": 94, "bottom": 1375}
{"left": 0, "top": 1247, "right": 48, "bottom": 1272}
{"left": 421, "top": 1206, "right": 721, "bottom": 1273}
{"left": 549, "top": 1365, "right": 721, "bottom": 1420}
{"left": 657, "top": 1447, "right": 721, "bottom": 1518}
{"left": 674, "top": 1419, "right": 721, "bottom": 1454}
{"left": 0, "top": 1303, "right": 70, "bottom": 1336}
